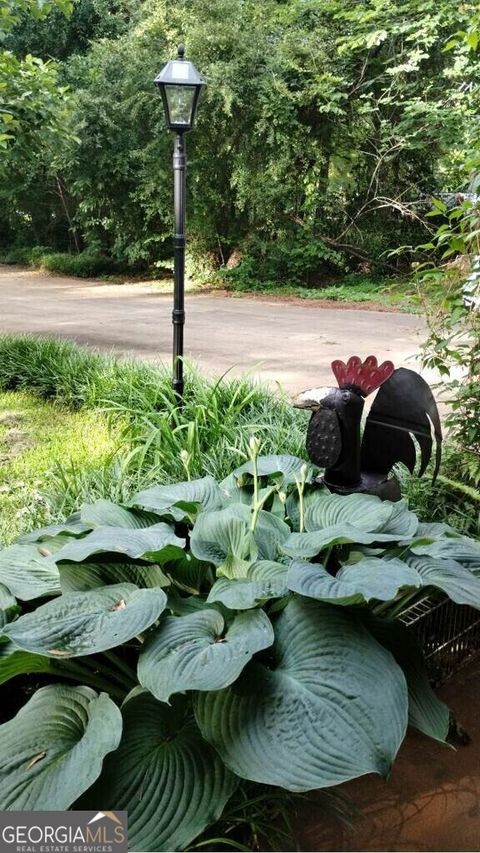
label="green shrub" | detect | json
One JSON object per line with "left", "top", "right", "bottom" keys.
{"left": 415, "top": 194, "right": 480, "bottom": 485}
{"left": 0, "top": 247, "right": 123, "bottom": 277}
{"left": 402, "top": 449, "right": 480, "bottom": 538}
{"left": 224, "top": 233, "right": 347, "bottom": 290}
{"left": 32, "top": 250, "right": 121, "bottom": 278}
{"left": 0, "top": 246, "right": 36, "bottom": 265}
{"left": 1, "top": 447, "right": 479, "bottom": 849}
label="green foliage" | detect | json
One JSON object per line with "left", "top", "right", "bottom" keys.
{"left": 0, "top": 389, "right": 116, "bottom": 545}
{"left": 0, "top": 50, "right": 69, "bottom": 150}
{"left": 0, "top": 0, "right": 73, "bottom": 154}
{"left": 0, "top": 0, "right": 72, "bottom": 37}
{"left": 224, "top": 233, "right": 347, "bottom": 286}
{"left": 402, "top": 449, "right": 480, "bottom": 538}
{"left": 32, "top": 249, "right": 121, "bottom": 277}
{"left": 220, "top": 270, "right": 420, "bottom": 310}
{"left": 0, "top": 246, "right": 122, "bottom": 276}
{"left": 0, "top": 336, "right": 307, "bottom": 552}
{"left": 0, "top": 684, "right": 121, "bottom": 809}
{"left": 2, "top": 446, "right": 480, "bottom": 847}
{"left": 0, "top": 334, "right": 184, "bottom": 409}
{"left": 414, "top": 199, "right": 480, "bottom": 486}
{"left": 188, "top": 781, "right": 307, "bottom": 852}
{"left": 5, "top": 0, "right": 134, "bottom": 61}
{"left": 0, "top": 336, "right": 306, "bottom": 499}
{"left": 2, "top": 0, "right": 479, "bottom": 277}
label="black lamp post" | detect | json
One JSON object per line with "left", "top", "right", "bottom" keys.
{"left": 154, "top": 45, "right": 205, "bottom": 404}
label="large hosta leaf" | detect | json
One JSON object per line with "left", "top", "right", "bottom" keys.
{"left": 305, "top": 492, "right": 394, "bottom": 533}
{"left": 190, "top": 505, "right": 289, "bottom": 579}
{"left": 0, "top": 640, "right": 58, "bottom": 685}
{"left": 3, "top": 583, "right": 167, "bottom": 657}
{"left": 282, "top": 525, "right": 398, "bottom": 559}
{"left": 410, "top": 536, "right": 480, "bottom": 568}
{"left": 287, "top": 558, "right": 421, "bottom": 605}
{"left": 290, "top": 551, "right": 480, "bottom": 611}
{"left": 21, "top": 514, "right": 91, "bottom": 542}
{"left": 405, "top": 554, "right": 480, "bottom": 608}
{"left": 59, "top": 561, "right": 170, "bottom": 593}
{"left": 0, "top": 584, "right": 18, "bottom": 629}
{"left": 0, "top": 542, "right": 61, "bottom": 600}
{"left": 366, "top": 617, "right": 450, "bottom": 743}
{"left": 167, "top": 594, "right": 218, "bottom": 617}
{"left": 190, "top": 505, "right": 253, "bottom": 577}
{"left": 255, "top": 511, "right": 290, "bottom": 560}
{"left": 80, "top": 692, "right": 236, "bottom": 852}
{"left": 138, "top": 608, "right": 273, "bottom": 701}
{"left": 162, "top": 552, "right": 210, "bottom": 594}
{"left": 378, "top": 499, "right": 419, "bottom": 538}
{"left": 208, "top": 561, "right": 289, "bottom": 610}
{"left": 195, "top": 598, "right": 407, "bottom": 791}
{"left": 286, "top": 486, "right": 330, "bottom": 530}
{"left": 52, "top": 524, "right": 185, "bottom": 564}
{"left": 222, "top": 455, "right": 318, "bottom": 493}
{"left": 303, "top": 493, "right": 418, "bottom": 540}
{"left": 416, "top": 522, "right": 456, "bottom": 538}
{"left": 0, "top": 684, "right": 122, "bottom": 809}
{"left": 132, "top": 477, "right": 225, "bottom": 521}
{"left": 80, "top": 500, "right": 160, "bottom": 529}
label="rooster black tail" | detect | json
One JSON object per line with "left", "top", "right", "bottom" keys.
{"left": 360, "top": 367, "right": 442, "bottom": 481}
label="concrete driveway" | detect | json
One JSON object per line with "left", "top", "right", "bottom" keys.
{"left": 0, "top": 265, "right": 428, "bottom": 392}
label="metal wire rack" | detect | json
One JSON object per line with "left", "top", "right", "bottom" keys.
{"left": 400, "top": 593, "right": 480, "bottom": 685}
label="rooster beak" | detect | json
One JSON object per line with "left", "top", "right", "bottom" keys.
{"left": 293, "top": 387, "right": 332, "bottom": 410}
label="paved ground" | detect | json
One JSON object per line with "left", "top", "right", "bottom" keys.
{"left": 0, "top": 265, "right": 428, "bottom": 392}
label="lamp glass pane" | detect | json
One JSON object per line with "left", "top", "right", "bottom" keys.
{"left": 165, "top": 84, "right": 196, "bottom": 126}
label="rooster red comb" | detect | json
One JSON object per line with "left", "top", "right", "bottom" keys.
{"left": 331, "top": 355, "right": 395, "bottom": 396}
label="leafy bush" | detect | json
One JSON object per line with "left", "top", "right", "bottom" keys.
{"left": 0, "top": 246, "right": 38, "bottom": 264}
{"left": 416, "top": 195, "right": 480, "bottom": 485}
{"left": 0, "top": 248, "right": 123, "bottom": 277}
{"left": 402, "top": 448, "right": 480, "bottom": 538}
{"left": 1, "top": 446, "right": 480, "bottom": 850}
{"left": 224, "top": 233, "right": 347, "bottom": 288}
{"left": 35, "top": 250, "right": 122, "bottom": 277}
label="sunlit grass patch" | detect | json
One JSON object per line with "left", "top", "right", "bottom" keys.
{"left": 0, "top": 391, "right": 117, "bottom": 545}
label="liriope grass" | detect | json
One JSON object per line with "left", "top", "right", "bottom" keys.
{"left": 0, "top": 335, "right": 308, "bottom": 519}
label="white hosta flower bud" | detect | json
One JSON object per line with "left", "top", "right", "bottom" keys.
{"left": 249, "top": 435, "right": 261, "bottom": 454}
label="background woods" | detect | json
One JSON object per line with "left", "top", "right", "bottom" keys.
{"left": 1, "top": 0, "right": 479, "bottom": 280}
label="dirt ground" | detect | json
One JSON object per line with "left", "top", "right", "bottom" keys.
{"left": 297, "top": 658, "right": 480, "bottom": 852}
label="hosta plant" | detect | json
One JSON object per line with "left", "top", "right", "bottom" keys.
{"left": 1, "top": 447, "right": 480, "bottom": 851}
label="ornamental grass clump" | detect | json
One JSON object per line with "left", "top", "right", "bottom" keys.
{"left": 1, "top": 445, "right": 480, "bottom": 851}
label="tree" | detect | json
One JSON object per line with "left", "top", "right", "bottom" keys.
{"left": 1, "top": 0, "right": 479, "bottom": 276}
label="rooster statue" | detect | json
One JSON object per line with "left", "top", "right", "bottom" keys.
{"left": 294, "top": 355, "right": 442, "bottom": 501}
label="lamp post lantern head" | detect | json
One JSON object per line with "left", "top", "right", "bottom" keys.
{"left": 154, "top": 44, "right": 205, "bottom": 132}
